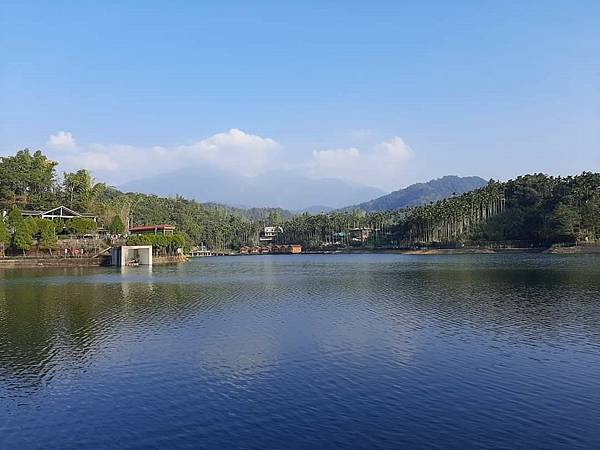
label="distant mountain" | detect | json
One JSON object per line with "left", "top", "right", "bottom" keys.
{"left": 120, "top": 168, "right": 385, "bottom": 211}
{"left": 341, "top": 175, "right": 488, "bottom": 212}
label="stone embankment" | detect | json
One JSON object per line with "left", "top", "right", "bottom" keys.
{"left": 0, "top": 257, "right": 106, "bottom": 268}
{"left": 0, "top": 253, "right": 188, "bottom": 269}
{"left": 153, "top": 255, "right": 189, "bottom": 264}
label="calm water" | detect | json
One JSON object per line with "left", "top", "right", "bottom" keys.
{"left": 1, "top": 254, "right": 600, "bottom": 448}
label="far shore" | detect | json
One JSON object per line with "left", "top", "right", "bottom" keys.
{"left": 306, "top": 245, "right": 600, "bottom": 255}
{"left": 305, "top": 248, "right": 528, "bottom": 255}
{"left": 2, "top": 245, "right": 599, "bottom": 269}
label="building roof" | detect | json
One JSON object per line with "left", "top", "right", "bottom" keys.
{"left": 21, "top": 205, "right": 96, "bottom": 219}
{"left": 129, "top": 224, "right": 175, "bottom": 232}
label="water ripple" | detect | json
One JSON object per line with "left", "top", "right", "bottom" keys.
{"left": 1, "top": 254, "right": 600, "bottom": 448}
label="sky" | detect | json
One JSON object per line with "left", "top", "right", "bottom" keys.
{"left": 1, "top": 0, "right": 599, "bottom": 192}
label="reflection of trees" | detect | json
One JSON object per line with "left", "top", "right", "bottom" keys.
{"left": 0, "top": 267, "right": 229, "bottom": 394}
{"left": 2, "top": 256, "right": 600, "bottom": 397}
{"left": 239, "top": 255, "right": 600, "bottom": 353}
{"left": 377, "top": 256, "right": 600, "bottom": 346}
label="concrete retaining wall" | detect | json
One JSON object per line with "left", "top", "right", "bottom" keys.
{"left": 0, "top": 257, "right": 105, "bottom": 268}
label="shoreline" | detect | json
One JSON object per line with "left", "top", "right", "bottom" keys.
{"left": 0, "top": 257, "right": 105, "bottom": 269}
{"left": 2, "top": 245, "right": 599, "bottom": 268}
{"left": 0, "top": 254, "right": 189, "bottom": 269}
{"left": 306, "top": 245, "right": 600, "bottom": 255}
{"left": 304, "top": 248, "right": 533, "bottom": 255}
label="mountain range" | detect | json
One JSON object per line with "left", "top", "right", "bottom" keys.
{"left": 120, "top": 169, "right": 385, "bottom": 211}
{"left": 340, "top": 176, "right": 488, "bottom": 212}
{"left": 121, "top": 169, "right": 487, "bottom": 213}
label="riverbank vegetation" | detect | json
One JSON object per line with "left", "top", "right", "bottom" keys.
{"left": 277, "top": 173, "right": 600, "bottom": 249}
{"left": 1, "top": 149, "right": 599, "bottom": 253}
{"left": 0, "top": 149, "right": 273, "bottom": 253}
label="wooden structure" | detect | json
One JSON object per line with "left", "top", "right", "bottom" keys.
{"left": 288, "top": 244, "right": 302, "bottom": 254}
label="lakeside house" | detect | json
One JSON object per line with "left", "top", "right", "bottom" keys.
{"left": 20, "top": 205, "right": 97, "bottom": 222}
{"left": 129, "top": 224, "right": 175, "bottom": 236}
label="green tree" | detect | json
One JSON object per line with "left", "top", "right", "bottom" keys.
{"left": 110, "top": 215, "right": 126, "bottom": 234}
{"left": 267, "top": 210, "right": 283, "bottom": 226}
{"left": 0, "top": 218, "right": 10, "bottom": 256}
{"left": 7, "top": 208, "right": 23, "bottom": 230}
{"left": 63, "top": 169, "right": 94, "bottom": 210}
{"left": 13, "top": 221, "right": 32, "bottom": 255}
{"left": 24, "top": 217, "right": 39, "bottom": 236}
{"left": 553, "top": 203, "right": 579, "bottom": 241}
{"left": 38, "top": 220, "right": 58, "bottom": 256}
{"left": 170, "top": 233, "right": 186, "bottom": 253}
{"left": 68, "top": 218, "right": 97, "bottom": 236}
{"left": 0, "top": 149, "right": 57, "bottom": 208}
{"left": 55, "top": 218, "right": 66, "bottom": 235}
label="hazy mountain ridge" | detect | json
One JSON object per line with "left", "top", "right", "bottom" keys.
{"left": 120, "top": 168, "right": 385, "bottom": 211}
{"left": 341, "top": 176, "right": 488, "bottom": 212}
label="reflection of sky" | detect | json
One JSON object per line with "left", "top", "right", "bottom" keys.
{"left": 2, "top": 255, "right": 600, "bottom": 448}
{"left": 190, "top": 259, "right": 427, "bottom": 385}
{"left": 3, "top": 254, "right": 600, "bottom": 396}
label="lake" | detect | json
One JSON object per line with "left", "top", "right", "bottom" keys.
{"left": 1, "top": 254, "right": 600, "bottom": 448}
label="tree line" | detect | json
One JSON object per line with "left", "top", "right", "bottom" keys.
{"left": 272, "top": 174, "right": 600, "bottom": 249}
{"left": 2, "top": 149, "right": 599, "bottom": 253}
{"left": 0, "top": 149, "right": 270, "bottom": 254}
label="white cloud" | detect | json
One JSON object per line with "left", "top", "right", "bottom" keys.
{"left": 308, "top": 136, "right": 415, "bottom": 190}
{"left": 180, "top": 128, "right": 280, "bottom": 176}
{"left": 48, "top": 129, "right": 280, "bottom": 184}
{"left": 48, "top": 131, "right": 77, "bottom": 150}
{"left": 44, "top": 129, "right": 414, "bottom": 191}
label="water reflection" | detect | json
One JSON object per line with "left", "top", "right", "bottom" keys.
{"left": 1, "top": 255, "right": 600, "bottom": 447}
{"left": 1, "top": 256, "right": 600, "bottom": 394}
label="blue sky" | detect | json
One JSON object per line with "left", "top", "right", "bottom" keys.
{"left": 1, "top": 1, "right": 599, "bottom": 191}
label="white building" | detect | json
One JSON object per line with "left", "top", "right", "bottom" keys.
{"left": 259, "top": 226, "right": 283, "bottom": 243}
{"left": 111, "top": 245, "right": 152, "bottom": 266}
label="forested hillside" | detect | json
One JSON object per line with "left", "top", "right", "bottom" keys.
{"left": 0, "top": 149, "right": 280, "bottom": 250}
{"left": 277, "top": 173, "right": 600, "bottom": 248}
{"left": 2, "top": 149, "right": 599, "bottom": 252}
{"left": 341, "top": 175, "right": 487, "bottom": 212}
